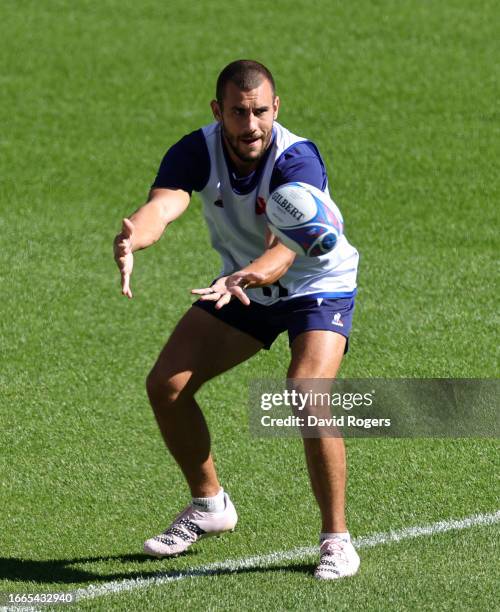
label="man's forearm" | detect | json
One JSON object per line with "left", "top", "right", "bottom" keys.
{"left": 127, "top": 188, "right": 190, "bottom": 251}
{"left": 128, "top": 199, "right": 168, "bottom": 251}
{"left": 239, "top": 242, "right": 296, "bottom": 287}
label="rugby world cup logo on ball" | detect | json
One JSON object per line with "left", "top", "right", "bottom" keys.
{"left": 265, "top": 182, "right": 344, "bottom": 257}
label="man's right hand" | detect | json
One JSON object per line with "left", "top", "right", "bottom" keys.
{"left": 113, "top": 218, "right": 135, "bottom": 298}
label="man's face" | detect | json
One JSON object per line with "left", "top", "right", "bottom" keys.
{"left": 211, "top": 79, "right": 280, "bottom": 173}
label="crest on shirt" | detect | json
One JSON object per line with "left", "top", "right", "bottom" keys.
{"left": 255, "top": 196, "right": 267, "bottom": 215}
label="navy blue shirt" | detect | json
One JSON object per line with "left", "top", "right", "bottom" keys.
{"left": 152, "top": 127, "right": 328, "bottom": 195}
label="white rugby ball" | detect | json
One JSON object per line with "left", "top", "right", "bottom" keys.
{"left": 265, "top": 182, "right": 343, "bottom": 256}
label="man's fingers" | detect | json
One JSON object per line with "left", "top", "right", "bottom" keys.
{"left": 230, "top": 285, "right": 251, "bottom": 306}
{"left": 114, "top": 234, "right": 131, "bottom": 263}
{"left": 215, "top": 292, "right": 232, "bottom": 309}
{"left": 191, "top": 287, "right": 233, "bottom": 306}
{"left": 114, "top": 220, "right": 134, "bottom": 298}
{"left": 191, "top": 287, "right": 216, "bottom": 295}
{"left": 116, "top": 246, "right": 131, "bottom": 265}
{"left": 191, "top": 271, "right": 255, "bottom": 308}
{"left": 198, "top": 292, "right": 222, "bottom": 302}
{"left": 117, "top": 238, "right": 131, "bottom": 252}
{"left": 121, "top": 271, "right": 133, "bottom": 298}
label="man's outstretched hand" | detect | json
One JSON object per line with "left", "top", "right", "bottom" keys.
{"left": 114, "top": 218, "right": 135, "bottom": 298}
{"left": 191, "top": 271, "right": 265, "bottom": 309}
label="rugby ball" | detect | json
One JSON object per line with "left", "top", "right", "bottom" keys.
{"left": 265, "top": 182, "right": 343, "bottom": 257}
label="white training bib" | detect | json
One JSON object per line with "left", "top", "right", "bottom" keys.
{"left": 199, "top": 121, "right": 359, "bottom": 305}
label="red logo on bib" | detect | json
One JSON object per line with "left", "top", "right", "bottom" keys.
{"left": 255, "top": 196, "right": 266, "bottom": 215}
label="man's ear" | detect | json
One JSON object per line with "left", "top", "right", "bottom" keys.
{"left": 273, "top": 96, "right": 280, "bottom": 120}
{"left": 211, "top": 99, "right": 222, "bottom": 122}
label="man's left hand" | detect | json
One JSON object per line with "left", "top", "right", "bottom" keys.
{"left": 191, "top": 271, "right": 265, "bottom": 309}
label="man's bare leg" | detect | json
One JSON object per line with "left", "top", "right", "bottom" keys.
{"left": 146, "top": 306, "right": 263, "bottom": 497}
{"left": 288, "top": 330, "right": 348, "bottom": 533}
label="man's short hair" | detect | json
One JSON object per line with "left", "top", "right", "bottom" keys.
{"left": 216, "top": 60, "right": 276, "bottom": 105}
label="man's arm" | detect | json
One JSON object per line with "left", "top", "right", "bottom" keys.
{"left": 123, "top": 188, "right": 190, "bottom": 250}
{"left": 192, "top": 233, "right": 296, "bottom": 309}
{"left": 114, "top": 188, "right": 190, "bottom": 298}
{"left": 236, "top": 234, "right": 296, "bottom": 287}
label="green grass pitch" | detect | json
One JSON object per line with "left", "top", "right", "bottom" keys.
{"left": 1, "top": 0, "right": 498, "bottom": 610}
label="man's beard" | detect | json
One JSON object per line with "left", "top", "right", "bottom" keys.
{"left": 222, "top": 124, "right": 271, "bottom": 164}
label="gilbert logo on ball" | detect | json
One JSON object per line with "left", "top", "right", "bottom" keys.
{"left": 265, "top": 182, "right": 344, "bottom": 256}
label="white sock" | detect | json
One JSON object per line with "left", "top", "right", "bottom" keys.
{"left": 320, "top": 531, "right": 350, "bottom": 544}
{"left": 192, "top": 487, "right": 225, "bottom": 512}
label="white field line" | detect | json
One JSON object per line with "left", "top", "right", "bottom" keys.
{"left": 1, "top": 510, "right": 497, "bottom": 610}
{"left": 66, "top": 510, "right": 500, "bottom": 604}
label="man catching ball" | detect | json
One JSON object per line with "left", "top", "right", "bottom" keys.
{"left": 114, "top": 60, "right": 360, "bottom": 580}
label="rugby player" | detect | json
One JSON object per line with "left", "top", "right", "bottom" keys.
{"left": 114, "top": 60, "right": 360, "bottom": 579}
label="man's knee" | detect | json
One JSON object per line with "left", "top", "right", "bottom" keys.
{"left": 146, "top": 367, "right": 191, "bottom": 407}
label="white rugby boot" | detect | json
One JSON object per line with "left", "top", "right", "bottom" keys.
{"left": 144, "top": 492, "right": 238, "bottom": 557}
{"left": 314, "top": 536, "right": 360, "bottom": 580}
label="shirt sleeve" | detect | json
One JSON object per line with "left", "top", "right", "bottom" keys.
{"left": 151, "top": 129, "right": 210, "bottom": 195}
{"left": 269, "top": 141, "right": 329, "bottom": 193}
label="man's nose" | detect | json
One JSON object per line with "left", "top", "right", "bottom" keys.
{"left": 244, "top": 111, "right": 258, "bottom": 132}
